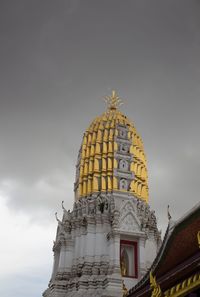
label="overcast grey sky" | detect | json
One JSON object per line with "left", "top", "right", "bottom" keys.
{"left": 0, "top": 1, "right": 200, "bottom": 297}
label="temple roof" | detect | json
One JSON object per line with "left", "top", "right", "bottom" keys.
{"left": 128, "top": 202, "right": 200, "bottom": 297}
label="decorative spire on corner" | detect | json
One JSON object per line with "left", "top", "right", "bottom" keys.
{"left": 62, "top": 200, "right": 66, "bottom": 211}
{"left": 55, "top": 212, "right": 61, "bottom": 223}
{"left": 167, "top": 205, "right": 172, "bottom": 222}
{"left": 103, "top": 90, "right": 124, "bottom": 110}
{"left": 150, "top": 271, "right": 162, "bottom": 297}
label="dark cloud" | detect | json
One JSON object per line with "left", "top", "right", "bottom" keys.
{"left": 0, "top": 0, "right": 200, "bottom": 213}
{"left": 0, "top": 1, "right": 200, "bottom": 295}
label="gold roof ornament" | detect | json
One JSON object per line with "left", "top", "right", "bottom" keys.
{"left": 150, "top": 271, "right": 162, "bottom": 297}
{"left": 104, "top": 90, "right": 123, "bottom": 110}
{"left": 164, "top": 272, "right": 200, "bottom": 297}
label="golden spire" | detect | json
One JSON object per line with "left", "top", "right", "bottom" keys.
{"left": 104, "top": 90, "right": 123, "bottom": 110}
{"left": 75, "top": 90, "right": 149, "bottom": 203}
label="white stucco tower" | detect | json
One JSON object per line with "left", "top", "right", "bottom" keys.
{"left": 43, "top": 91, "right": 161, "bottom": 297}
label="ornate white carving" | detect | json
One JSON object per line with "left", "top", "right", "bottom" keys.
{"left": 118, "top": 201, "right": 140, "bottom": 232}
{"left": 120, "top": 213, "right": 140, "bottom": 232}
{"left": 44, "top": 196, "right": 162, "bottom": 297}
{"left": 119, "top": 178, "right": 128, "bottom": 190}
{"left": 120, "top": 143, "right": 129, "bottom": 153}
{"left": 119, "top": 159, "right": 128, "bottom": 171}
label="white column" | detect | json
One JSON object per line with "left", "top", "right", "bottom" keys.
{"left": 65, "top": 239, "right": 73, "bottom": 272}
{"left": 108, "top": 235, "right": 114, "bottom": 274}
{"left": 113, "top": 232, "right": 120, "bottom": 274}
{"left": 58, "top": 242, "right": 66, "bottom": 272}
{"left": 51, "top": 248, "right": 60, "bottom": 281}
{"left": 139, "top": 237, "right": 146, "bottom": 278}
{"left": 84, "top": 216, "right": 95, "bottom": 274}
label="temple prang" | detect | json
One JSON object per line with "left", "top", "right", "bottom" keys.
{"left": 43, "top": 91, "right": 200, "bottom": 297}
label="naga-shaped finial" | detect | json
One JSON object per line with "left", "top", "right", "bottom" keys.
{"left": 167, "top": 205, "right": 172, "bottom": 221}
{"left": 62, "top": 200, "right": 71, "bottom": 221}
{"left": 150, "top": 271, "right": 162, "bottom": 297}
{"left": 62, "top": 200, "right": 66, "bottom": 211}
{"left": 104, "top": 90, "right": 123, "bottom": 110}
{"left": 55, "top": 212, "right": 61, "bottom": 223}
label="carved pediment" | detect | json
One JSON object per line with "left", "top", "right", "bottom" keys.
{"left": 118, "top": 201, "right": 141, "bottom": 233}
{"left": 119, "top": 213, "right": 140, "bottom": 232}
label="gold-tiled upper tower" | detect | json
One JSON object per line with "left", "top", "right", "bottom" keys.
{"left": 74, "top": 91, "right": 149, "bottom": 203}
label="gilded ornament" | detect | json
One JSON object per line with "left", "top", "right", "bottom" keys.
{"left": 104, "top": 90, "right": 123, "bottom": 110}
{"left": 150, "top": 271, "right": 162, "bottom": 297}
{"left": 164, "top": 273, "right": 200, "bottom": 297}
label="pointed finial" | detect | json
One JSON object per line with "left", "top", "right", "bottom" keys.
{"left": 62, "top": 200, "right": 66, "bottom": 210}
{"left": 167, "top": 205, "right": 172, "bottom": 221}
{"left": 149, "top": 271, "right": 162, "bottom": 297}
{"left": 55, "top": 212, "right": 62, "bottom": 225}
{"left": 103, "top": 90, "right": 123, "bottom": 110}
{"left": 55, "top": 212, "right": 58, "bottom": 221}
{"left": 150, "top": 271, "right": 156, "bottom": 288}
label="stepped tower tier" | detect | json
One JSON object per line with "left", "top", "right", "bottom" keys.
{"left": 75, "top": 90, "right": 149, "bottom": 202}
